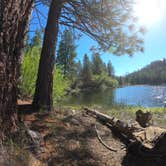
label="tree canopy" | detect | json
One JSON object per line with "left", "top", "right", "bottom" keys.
{"left": 92, "top": 53, "right": 105, "bottom": 75}
{"left": 81, "top": 54, "right": 92, "bottom": 84}
{"left": 56, "top": 29, "right": 77, "bottom": 76}
{"left": 36, "top": 0, "right": 144, "bottom": 55}
{"left": 30, "top": 29, "right": 42, "bottom": 47}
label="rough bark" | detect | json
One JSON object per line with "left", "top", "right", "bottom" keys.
{"left": 84, "top": 108, "right": 166, "bottom": 156}
{"left": 0, "top": 0, "right": 34, "bottom": 139}
{"left": 33, "top": 0, "right": 63, "bottom": 111}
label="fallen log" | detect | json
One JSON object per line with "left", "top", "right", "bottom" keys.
{"left": 84, "top": 107, "right": 166, "bottom": 157}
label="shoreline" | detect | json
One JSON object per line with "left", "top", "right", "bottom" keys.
{"left": 56, "top": 104, "right": 166, "bottom": 128}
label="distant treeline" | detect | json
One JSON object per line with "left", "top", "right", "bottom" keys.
{"left": 118, "top": 59, "right": 166, "bottom": 85}
{"left": 55, "top": 30, "right": 119, "bottom": 92}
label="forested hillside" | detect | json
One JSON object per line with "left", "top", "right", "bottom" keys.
{"left": 120, "top": 59, "right": 166, "bottom": 85}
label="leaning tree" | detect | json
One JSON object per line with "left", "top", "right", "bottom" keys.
{"left": 0, "top": 0, "right": 34, "bottom": 139}
{"left": 33, "top": 0, "right": 145, "bottom": 111}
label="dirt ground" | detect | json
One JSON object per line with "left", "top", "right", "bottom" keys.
{"left": 20, "top": 107, "right": 166, "bottom": 166}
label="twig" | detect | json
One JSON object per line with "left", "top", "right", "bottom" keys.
{"left": 34, "top": 6, "right": 44, "bottom": 30}
{"left": 94, "top": 124, "right": 117, "bottom": 152}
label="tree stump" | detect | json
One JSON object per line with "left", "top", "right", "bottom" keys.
{"left": 136, "top": 110, "right": 153, "bottom": 128}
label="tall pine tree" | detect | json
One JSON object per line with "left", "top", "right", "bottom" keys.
{"left": 81, "top": 54, "right": 92, "bottom": 86}
{"left": 107, "top": 61, "right": 114, "bottom": 77}
{"left": 92, "top": 53, "right": 105, "bottom": 75}
{"left": 56, "top": 30, "right": 77, "bottom": 76}
{"left": 30, "top": 29, "right": 42, "bottom": 47}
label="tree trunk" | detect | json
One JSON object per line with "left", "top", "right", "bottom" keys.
{"left": 33, "top": 0, "right": 63, "bottom": 111}
{"left": 0, "top": 0, "right": 34, "bottom": 139}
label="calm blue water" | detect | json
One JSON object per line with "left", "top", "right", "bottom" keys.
{"left": 63, "top": 85, "right": 166, "bottom": 108}
{"left": 115, "top": 85, "right": 166, "bottom": 107}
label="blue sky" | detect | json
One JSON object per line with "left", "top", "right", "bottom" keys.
{"left": 76, "top": 15, "right": 166, "bottom": 76}
{"left": 30, "top": 1, "right": 166, "bottom": 76}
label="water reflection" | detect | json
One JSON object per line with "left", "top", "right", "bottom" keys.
{"left": 151, "top": 86, "right": 166, "bottom": 106}
{"left": 63, "top": 88, "right": 115, "bottom": 107}
{"left": 62, "top": 85, "right": 166, "bottom": 108}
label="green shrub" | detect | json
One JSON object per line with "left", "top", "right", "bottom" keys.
{"left": 91, "top": 73, "right": 119, "bottom": 89}
{"left": 53, "top": 67, "right": 70, "bottom": 103}
{"left": 20, "top": 47, "right": 40, "bottom": 97}
{"left": 20, "top": 47, "right": 70, "bottom": 104}
{"left": 103, "top": 76, "right": 119, "bottom": 88}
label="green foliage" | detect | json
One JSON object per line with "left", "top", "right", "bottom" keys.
{"left": 41, "top": 0, "right": 144, "bottom": 55}
{"left": 55, "top": 30, "right": 118, "bottom": 92}
{"left": 79, "top": 53, "right": 118, "bottom": 90}
{"left": 76, "top": 60, "right": 82, "bottom": 78}
{"left": 92, "top": 53, "right": 105, "bottom": 75}
{"left": 102, "top": 75, "right": 119, "bottom": 88}
{"left": 81, "top": 54, "right": 92, "bottom": 86}
{"left": 107, "top": 61, "right": 114, "bottom": 77}
{"left": 25, "top": 33, "right": 30, "bottom": 51}
{"left": 20, "top": 47, "right": 69, "bottom": 103}
{"left": 92, "top": 74, "right": 118, "bottom": 89}
{"left": 20, "top": 47, "right": 40, "bottom": 97}
{"left": 53, "top": 67, "right": 70, "bottom": 103}
{"left": 56, "top": 30, "right": 77, "bottom": 77}
{"left": 30, "top": 29, "right": 42, "bottom": 47}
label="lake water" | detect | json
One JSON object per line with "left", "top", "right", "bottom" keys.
{"left": 62, "top": 85, "right": 166, "bottom": 108}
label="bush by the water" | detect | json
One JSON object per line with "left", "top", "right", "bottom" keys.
{"left": 92, "top": 74, "right": 118, "bottom": 89}
{"left": 20, "top": 47, "right": 70, "bottom": 103}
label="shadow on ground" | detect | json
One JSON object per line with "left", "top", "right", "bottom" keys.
{"left": 122, "top": 144, "right": 166, "bottom": 166}
{"left": 46, "top": 114, "right": 102, "bottom": 166}
{"left": 23, "top": 110, "right": 166, "bottom": 166}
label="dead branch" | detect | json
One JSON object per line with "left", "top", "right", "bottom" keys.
{"left": 94, "top": 124, "right": 117, "bottom": 152}
{"left": 84, "top": 107, "right": 166, "bottom": 157}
